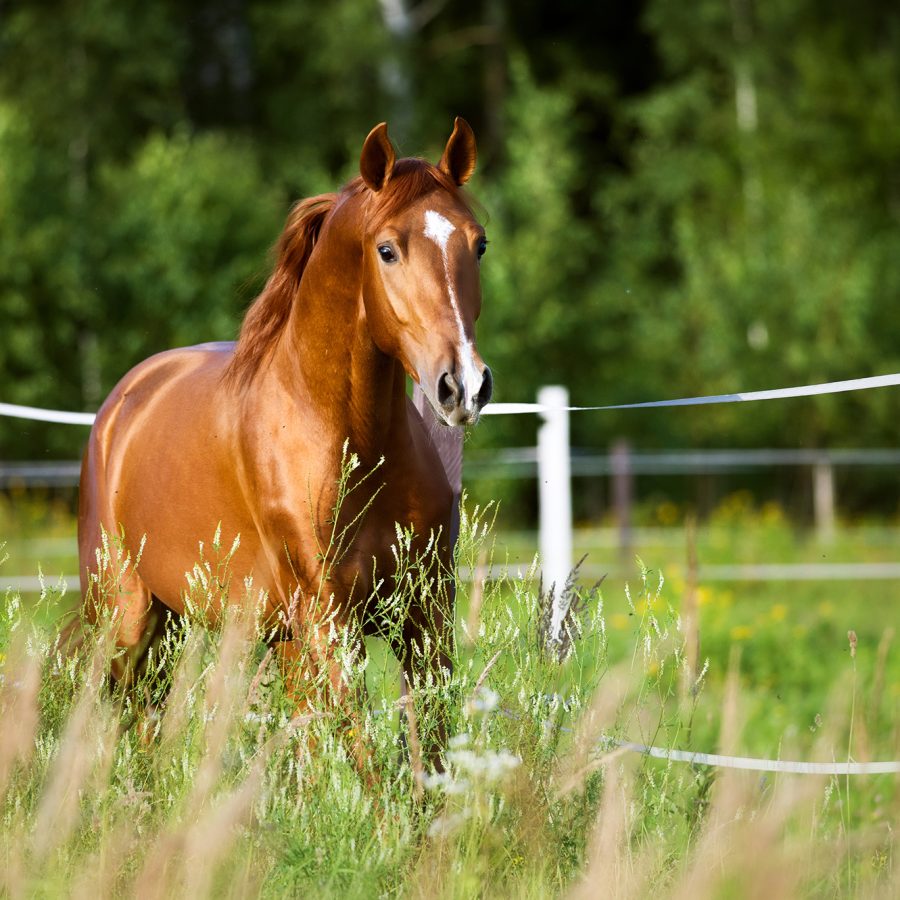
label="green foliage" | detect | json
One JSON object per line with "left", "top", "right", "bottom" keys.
{"left": 1, "top": 0, "right": 899, "bottom": 512}
{"left": 480, "top": 55, "right": 594, "bottom": 398}
{"left": 95, "top": 131, "right": 283, "bottom": 362}
{"left": 593, "top": 0, "right": 900, "bottom": 450}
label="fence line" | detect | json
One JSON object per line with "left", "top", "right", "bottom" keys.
{"left": 616, "top": 742, "right": 900, "bottom": 775}
{"left": 0, "top": 402, "right": 95, "bottom": 426}
{"left": 3, "top": 371, "right": 900, "bottom": 426}
{"left": 4, "top": 448, "right": 899, "bottom": 488}
{"left": 578, "top": 561, "right": 900, "bottom": 582}
{"left": 464, "top": 446, "right": 900, "bottom": 478}
{"left": 459, "top": 561, "right": 900, "bottom": 583}
{"left": 8, "top": 560, "right": 900, "bottom": 598}
{"left": 0, "top": 462, "right": 82, "bottom": 487}
{"left": 482, "top": 371, "right": 900, "bottom": 415}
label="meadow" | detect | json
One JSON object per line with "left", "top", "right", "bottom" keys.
{"left": 0, "top": 489, "right": 899, "bottom": 897}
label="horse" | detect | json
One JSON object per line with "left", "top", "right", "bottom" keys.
{"left": 76, "top": 118, "right": 492, "bottom": 768}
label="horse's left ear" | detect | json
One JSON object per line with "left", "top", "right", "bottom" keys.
{"left": 360, "top": 122, "right": 396, "bottom": 192}
{"left": 439, "top": 117, "right": 477, "bottom": 186}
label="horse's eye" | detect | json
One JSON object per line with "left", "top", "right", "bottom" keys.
{"left": 378, "top": 244, "right": 397, "bottom": 263}
{"left": 477, "top": 238, "right": 488, "bottom": 260}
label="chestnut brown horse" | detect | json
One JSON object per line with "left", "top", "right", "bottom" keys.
{"left": 77, "top": 118, "right": 492, "bottom": 762}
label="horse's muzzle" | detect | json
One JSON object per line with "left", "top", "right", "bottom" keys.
{"left": 437, "top": 364, "right": 493, "bottom": 426}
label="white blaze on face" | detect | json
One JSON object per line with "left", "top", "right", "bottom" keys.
{"left": 423, "top": 208, "right": 456, "bottom": 251}
{"left": 423, "top": 209, "right": 483, "bottom": 415}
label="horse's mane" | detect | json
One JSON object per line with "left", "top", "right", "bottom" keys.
{"left": 224, "top": 158, "right": 467, "bottom": 389}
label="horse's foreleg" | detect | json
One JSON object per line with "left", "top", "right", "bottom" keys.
{"left": 275, "top": 620, "right": 373, "bottom": 778}
{"left": 97, "top": 570, "right": 157, "bottom": 687}
{"left": 397, "top": 608, "right": 454, "bottom": 773}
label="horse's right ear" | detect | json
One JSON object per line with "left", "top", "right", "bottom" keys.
{"left": 439, "top": 117, "right": 477, "bottom": 185}
{"left": 360, "top": 123, "right": 396, "bottom": 192}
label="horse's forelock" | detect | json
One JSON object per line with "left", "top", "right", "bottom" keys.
{"left": 348, "top": 158, "right": 472, "bottom": 232}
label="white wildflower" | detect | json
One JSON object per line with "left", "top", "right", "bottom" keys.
{"left": 449, "top": 732, "right": 471, "bottom": 749}
{"left": 467, "top": 687, "right": 499, "bottom": 715}
{"left": 427, "top": 809, "right": 471, "bottom": 838}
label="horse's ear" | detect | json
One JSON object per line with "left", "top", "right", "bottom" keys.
{"left": 439, "top": 117, "right": 477, "bottom": 186}
{"left": 360, "top": 122, "right": 396, "bottom": 192}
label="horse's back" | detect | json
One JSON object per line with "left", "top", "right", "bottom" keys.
{"left": 85, "top": 341, "right": 236, "bottom": 477}
{"left": 78, "top": 341, "right": 256, "bottom": 607}
{"left": 97, "top": 342, "right": 234, "bottom": 419}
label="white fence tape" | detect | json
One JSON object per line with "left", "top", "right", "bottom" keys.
{"left": 0, "top": 402, "right": 96, "bottom": 426}
{"left": 618, "top": 742, "right": 900, "bottom": 775}
{"left": 2, "top": 372, "right": 899, "bottom": 425}
{"left": 483, "top": 372, "right": 900, "bottom": 415}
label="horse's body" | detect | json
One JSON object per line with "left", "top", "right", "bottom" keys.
{"left": 77, "top": 120, "right": 491, "bottom": 759}
{"left": 80, "top": 339, "right": 448, "bottom": 633}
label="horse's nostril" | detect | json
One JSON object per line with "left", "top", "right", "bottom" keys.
{"left": 477, "top": 366, "right": 493, "bottom": 407}
{"left": 437, "top": 372, "right": 458, "bottom": 407}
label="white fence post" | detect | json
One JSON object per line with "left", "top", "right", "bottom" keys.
{"left": 611, "top": 438, "right": 633, "bottom": 569}
{"left": 537, "top": 386, "right": 573, "bottom": 639}
{"left": 813, "top": 456, "right": 836, "bottom": 544}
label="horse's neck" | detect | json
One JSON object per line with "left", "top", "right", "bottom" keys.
{"left": 269, "top": 206, "right": 409, "bottom": 459}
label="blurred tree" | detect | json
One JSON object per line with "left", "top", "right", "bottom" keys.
{"left": 0, "top": 0, "right": 188, "bottom": 454}
{"left": 594, "top": 0, "right": 900, "bottom": 453}
{"left": 94, "top": 131, "right": 283, "bottom": 367}
{"left": 248, "top": 0, "right": 390, "bottom": 186}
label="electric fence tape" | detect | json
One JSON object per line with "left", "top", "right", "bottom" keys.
{"left": 615, "top": 742, "right": 900, "bottom": 775}
{"left": 0, "top": 402, "right": 96, "bottom": 426}
{"left": 2, "top": 372, "right": 900, "bottom": 424}
{"left": 482, "top": 372, "right": 900, "bottom": 415}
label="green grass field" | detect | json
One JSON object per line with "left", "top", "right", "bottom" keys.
{"left": 0, "top": 490, "right": 899, "bottom": 896}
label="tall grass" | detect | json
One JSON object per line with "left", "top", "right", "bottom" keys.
{"left": 0, "top": 495, "right": 897, "bottom": 898}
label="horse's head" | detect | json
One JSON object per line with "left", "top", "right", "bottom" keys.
{"left": 358, "top": 119, "right": 493, "bottom": 426}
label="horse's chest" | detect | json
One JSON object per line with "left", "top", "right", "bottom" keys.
{"left": 247, "top": 428, "right": 451, "bottom": 608}
{"left": 328, "top": 465, "right": 451, "bottom": 599}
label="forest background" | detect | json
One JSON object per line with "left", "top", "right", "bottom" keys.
{"left": 1, "top": 0, "right": 898, "bottom": 522}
